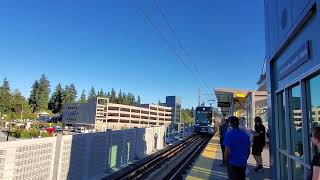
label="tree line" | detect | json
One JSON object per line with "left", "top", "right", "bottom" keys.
{"left": 181, "top": 107, "right": 194, "bottom": 125}
{"left": 0, "top": 74, "right": 142, "bottom": 120}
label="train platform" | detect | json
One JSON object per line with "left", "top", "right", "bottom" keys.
{"left": 186, "top": 135, "right": 271, "bottom": 180}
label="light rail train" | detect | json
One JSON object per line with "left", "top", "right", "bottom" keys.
{"left": 193, "top": 106, "right": 215, "bottom": 135}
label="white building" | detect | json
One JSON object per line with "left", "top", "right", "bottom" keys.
{"left": 62, "top": 97, "right": 172, "bottom": 131}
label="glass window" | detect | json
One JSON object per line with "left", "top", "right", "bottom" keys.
{"left": 195, "top": 110, "right": 212, "bottom": 124}
{"left": 292, "top": 160, "right": 305, "bottom": 180}
{"left": 277, "top": 92, "right": 287, "bottom": 151}
{"left": 289, "top": 84, "right": 304, "bottom": 159}
{"left": 279, "top": 153, "right": 288, "bottom": 180}
{"left": 307, "top": 74, "right": 320, "bottom": 157}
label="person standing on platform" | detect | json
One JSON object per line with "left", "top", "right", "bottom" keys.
{"left": 239, "top": 117, "right": 247, "bottom": 130}
{"left": 219, "top": 118, "right": 229, "bottom": 166}
{"left": 224, "top": 116, "right": 251, "bottom": 180}
{"left": 251, "top": 116, "right": 266, "bottom": 172}
{"left": 309, "top": 127, "right": 320, "bottom": 180}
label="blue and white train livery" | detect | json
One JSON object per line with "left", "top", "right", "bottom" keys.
{"left": 194, "top": 106, "right": 215, "bottom": 135}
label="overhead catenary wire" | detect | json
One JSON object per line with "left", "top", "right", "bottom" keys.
{"left": 134, "top": 0, "right": 207, "bottom": 89}
{"left": 152, "top": 0, "right": 211, "bottom": 92}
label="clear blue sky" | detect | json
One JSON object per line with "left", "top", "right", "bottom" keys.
{"left": 0, "top": 0, "right": 265, "bottom": 108}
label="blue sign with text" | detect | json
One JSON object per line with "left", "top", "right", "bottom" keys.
{"left": 279, "top": 41, "right": 311, "bottom": 80}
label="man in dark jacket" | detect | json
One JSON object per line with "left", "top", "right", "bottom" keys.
{"left": 252, "top": 116, "right": 266, "bottom": 172}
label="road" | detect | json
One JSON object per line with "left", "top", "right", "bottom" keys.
{"left": 0, "top": 128, "right": 15, "bottom": 142}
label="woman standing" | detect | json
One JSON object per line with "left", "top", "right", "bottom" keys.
{"left": 310, "top": 127, "right": 320, "bottom": 180}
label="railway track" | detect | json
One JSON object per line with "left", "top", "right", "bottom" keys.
{"left": 103, "top": 134, "right": 212, "bottom": 180}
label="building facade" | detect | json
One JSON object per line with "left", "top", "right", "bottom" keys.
{"left": 265, "top": 0, "right": 320, "bottom": 179}
{"left": 164, "top": 96, "right": 181, "bottom": 124}
{"left": 62, "top": 97, "right": 172, "bottom": 131}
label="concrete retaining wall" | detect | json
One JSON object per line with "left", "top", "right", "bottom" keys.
{"left": 0, "top": 126, "right": 166, "bottom": 180}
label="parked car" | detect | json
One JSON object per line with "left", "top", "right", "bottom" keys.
{"left": 54, "top": 126, "right": 62, "bottom": 132}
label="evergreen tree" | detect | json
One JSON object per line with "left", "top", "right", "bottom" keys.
{"left": 88, "top": 86, "right": 96, "bottom": 101}
{"left": 117, "top": 89, "right": 123, "bottom": 104}
{"left": 79, "top": 90, "right": 87, "bottom": 103}
{"left": 2, "top": 77, "right": 10, "bottom": 92}
{"left": 29, "top": 80, "right": 39, "bottom": 113}
{"left": 110, "top": 88, "right": 116, "bottom": 103}
{"left": 0, "top": 78, "right": 12, "bottom": 115}
{"left": 122, "top": 92, "right": 128, "bottom": 105}
{"left": 69, "top": 83, "right": 77, "bottom": 102}
{"left": 137, "top": 95, "right": 141, "bottom": 105}
{"left": 106, "top": 92, "right": 111, "bottom": 98}
{"left": 37, "top": 74, "right": 50, "bottom": 111}
{"left": 62, "top": 85, "right": 70, "bottom": 104}
{"left": 127, "top": 93, "right": 135, "bottom": 105}
{"left": 97, "top": 88, "right": 104, "bottom": 97}
{"left": 48, "top": 83, "right": 63, "bottom": 114}
{"left": 28, "top": 74, "right": 50, "bottom": 113}
{"left": 190, "top": 106, "right": 195, "bottom": 117}
{"left": 62, "top": 83, "right": 77, "bottom": 104}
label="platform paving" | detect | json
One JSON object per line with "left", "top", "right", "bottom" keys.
{"left": 186, "top": 135, "right": 271, "bottom": 180}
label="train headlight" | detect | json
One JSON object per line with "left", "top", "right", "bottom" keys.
{"left": 196, "top": 124, "right": 200, "bottom": 126}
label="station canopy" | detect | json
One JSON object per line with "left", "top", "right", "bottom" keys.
{"left": 213, "top": 88, "right": 253, "bottom": 117}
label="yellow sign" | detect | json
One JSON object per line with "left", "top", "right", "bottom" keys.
{"left": 235, "top": 93, "right": 246, "bottom": 98}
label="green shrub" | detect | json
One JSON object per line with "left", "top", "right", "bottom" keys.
{"left": 20, "top": 130, "right": 31, "bottom": 139}
{"left": 15, "top": 129, "right": 22, "bottom": 138}
{"left": 40, "top": 131, "right": 49, "bottom": 137}
{"left": 56, "top": 122, "right": 62, "bottom": 127}
{"left": 29, "top": 128, "right": 40, "bottom": 138}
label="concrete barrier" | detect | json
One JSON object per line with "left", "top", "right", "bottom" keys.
{"left": 0, "top": 126, "right": 166, "bottom": 180}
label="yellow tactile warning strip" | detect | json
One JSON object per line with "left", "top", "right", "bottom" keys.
{"left": 186, "top": 135, "right": 228, "bottom": 180}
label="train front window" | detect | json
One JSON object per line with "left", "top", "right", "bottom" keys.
{"left": 195, "top": 111, "right": 212, "bottom": 123}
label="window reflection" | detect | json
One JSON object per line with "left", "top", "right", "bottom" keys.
{"left": 108, "top": 145, "right": 117, "bottom": 168}
{"left": 307, "top": 74, "right": 320, "bottom": 157}
{"left": 277, "top": 92, "right": 287, "bottom": 151}
{"left": 279, "top": 153, "right": 288, "bottom": 180}
{"left": 289, "top": 85, "right": 304, "bottom": 159}
{"left": 292, "top": 160, "right": 304, "bottom": 180}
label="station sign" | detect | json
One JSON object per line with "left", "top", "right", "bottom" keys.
{"left": 217, "top": 102, "right": 230, "bottom": 107}
{"left": 279, "top": 41, "right": 311, "bottom": 80}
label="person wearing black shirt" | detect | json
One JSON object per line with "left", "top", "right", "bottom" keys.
{"left": 309, "top": 127, "right": 320, "bottom": 180}
{"left": 251, "top": 116, "right": 266, "bottom": 172}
